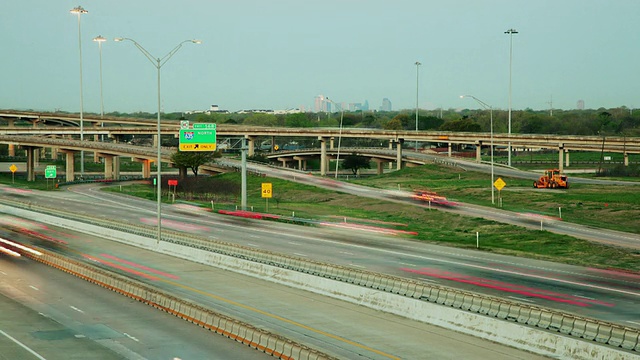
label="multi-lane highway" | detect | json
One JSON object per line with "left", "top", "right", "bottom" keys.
{"left": 0, "top": 208, "right": 547, "bottom": 359}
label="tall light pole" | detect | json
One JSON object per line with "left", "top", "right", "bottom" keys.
{"left": 93, "top": 35, "right": 106, "bottom": 141}
{"left": 326, "top": 97, "right": 344, "bottom": 179}
{"left": 461, "top": 95, "right": 494, "bottom": 205}
{"left": 415, "top": 61, "right": 421, "bottom": 151}
{"left": 505, "top": 28, "right": 518, "bottom": 167}
{"left": 115, "top": 37, "right": 201, "bottom": 244}
{"left": 70, "top": 6, "right": 88, "bottom": 176}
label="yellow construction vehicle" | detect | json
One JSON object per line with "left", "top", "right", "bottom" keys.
{"left": 533, "top": 169, "right": 569, "bottom": 189}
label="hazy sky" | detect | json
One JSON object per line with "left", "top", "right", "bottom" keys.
{"left": 1, "top": 1, "right": 639, "bottom": 114}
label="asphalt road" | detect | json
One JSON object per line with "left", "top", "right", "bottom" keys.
{"left": 0, "top": 253, "right": 273, "bottom": 360}
{"left": 4, "top": 182, "right": 639, "bottom": 330}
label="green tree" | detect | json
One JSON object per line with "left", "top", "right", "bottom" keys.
{"left": 383, "top": 118, "right": 403, "bottom": 130}
{"left": 342, "top": 153, "right": 371, "bottom": 175}
{"left": 439, "top": 118, "right": 482, "bottom": 132}
{"left": 170, "top": 150, "right": 221, "bottom": 178}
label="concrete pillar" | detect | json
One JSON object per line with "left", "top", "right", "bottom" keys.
{"left": 62, "top": 151, "right": 76, "bottom": 182}
{"left": 475, "top": 141, "right": 482, "bottom": 163}
{"left": 141, "top": 159, "right": 151, "bottom": 178}
{"left": 330, "top": 138, "right": 335, "bottom": 150}
{"left": 396, "top": 139, "right": 404, "bottom": 170}
{"left": 565, "top": 150, "right": 570, "bottom": 168}
{"left": 624, "top": 152, "right": 629, "bottom": 167}
{"left": 246, "top": 135, "right": 256, "bottom": 157}
{"left": 103, "top": 156, "right": 114, "bottom": 179}
{"left": 373, "top": 158, "right": 385, "bottom": 175}
{"left": 8, "top": 144, "right": 15, "bottom": 157}
{"left": 7, "top": 118, "right": 14, "bottom": 127}
{"left": 319, "top": 136, "right": 327, "bottom": 176}
{"left": 389, "top": 140, "right": 394, "bottom": 169}
{"left": 51, "top": 146, "right": 58, "bottom": 160}
{"left": 26, "top": 147, "right": 36, "bottom": 182}
{"left": 152, "top": 134, "right": 158, "bottom": 148}
{"left": 448, "top": 143, "right": 452, "bottom": 157}
{"left": 113, "top": 156, "right": 121, "bottom": 180}
{"left": 558, "top": 143, "right": 564, "bottom": 172}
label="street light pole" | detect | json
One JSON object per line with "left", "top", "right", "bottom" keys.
{"left": 70, "top": 6, "right": 87, "bottom": 176}
{"left": 326, "top": 97, "right": 344, "bottom": 179}
{"left": 505, "top": 28, "right": 518, "bottom": 167}
{"left": 115, "top": 37, "right": 201, "bottom": 245}
{"left": 415, "top": 61, "right": 421, "bottom": 151}
{"left": 93, "top": 35, "right": 106, "bottom": 141}
{"left": 461, "top": 95, "right": 494, "bottom": 205}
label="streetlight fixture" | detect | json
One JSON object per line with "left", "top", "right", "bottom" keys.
{"left": 115, "top": 37, "right": 201, "bottom": 244}
{"left": 505, "top": 28, "right": 518, "bottom": 167}
{"left": 415, "top": 61, "right": 421, "bottom": 151}
{"left": 326, "top": 97, "right": 344, "bottom": 179}
{"left": 93, "top": 35, "right": 106, "bottom": 141}
{"left": 460, "top": 95, "right": 495, "bottom": 205}
{"left": 70, "top": 5, "right": 88, "bottom": 176}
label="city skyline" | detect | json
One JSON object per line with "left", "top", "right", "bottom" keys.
{"left": 1, "top": 1, "right": 639, "bottom": 114}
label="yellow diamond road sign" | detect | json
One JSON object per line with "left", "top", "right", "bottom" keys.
{"left": 9, "top": 164, "right": 17, "bottom": 173}
{"left": 494, "top": 177, "right": 506, "bottom": 191}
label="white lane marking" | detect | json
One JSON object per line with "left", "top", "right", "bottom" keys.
{"left": 249, "top": 235, "right": 260, "bottom": 238}
{"left": 123, "top": 333, "right": 139, "bottom": 342}
{"left": 339, "top": 251, "right": 354, "bottom": 256}
{"left": 0, "top": 330, "right": 48, "bottom": 360}
{"left": 29, "top": 286, "right": 39, "bottom": 291}
{"left": 399, "top": 262, "right": 417, "bottom": 267}
{"left": 246, "top": 243, "right": 259, "bottom": 247}
{"left": 573, "top": 294, "right": 596, "bottom": 300}
{"left": 293, "top": 253, "right": 307, "bottom": 257}
{"left": 69, "top": 306, "right": 84, "bottom": 314}
{"left": 349, "top": 264, "right": 366, "bottom": 268}
{"left": 0, "top": 271, "right": 7, "bottom": 275}
{"left": 508, "top": 296, "right": 536, "bottom": 303}
{"left": 288, "top": 242, "right": 300, "bottom": 245}
{"left": 420, "top": 278, "right": 439, "bottom": 284}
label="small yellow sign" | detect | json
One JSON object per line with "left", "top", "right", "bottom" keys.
{"left": 494, "top": 177, "right": 506, "bottom": 191}
{"left": 261, "top": 183, "right": 272, "bottom": 198}
{"left": 179, "top": 143, "right": 216, "bottom": 152}
{"left": 9, "top": 164, "right": 17, "bottom": 173}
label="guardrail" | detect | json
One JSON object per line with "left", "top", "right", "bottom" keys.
{"left": 21, "top": 246, "right": 336, "bottom": 360}
{"left": 3, "top": 198, "right": 638, "bottom": 354}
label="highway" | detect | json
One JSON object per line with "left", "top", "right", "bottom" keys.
{"left": 0, "top": 213, "right": 546, "bottom": 360}
{"left": 0, "top": 251, "right": 273, "bottom": 360}
{"left": 4, "top": 181, "right": 639, "bottom": 329}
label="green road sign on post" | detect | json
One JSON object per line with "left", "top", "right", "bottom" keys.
{"left": 45, "top": 165, "right": 57, "bottom": 179}
{"left": 179, "top": 123, "right": 216, "bottom": 151}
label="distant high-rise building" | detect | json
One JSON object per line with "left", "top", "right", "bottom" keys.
{"left": 380, "top": 98, "right": 392, "bottom": 111}
{"left": 363, "top": 100, "right": 369, "bottom": 111}
{"left": 577, "top": 99, "right": 585, "bottom": 110}
{"left": 314, "top": 95, "right": 328, "bottom": 112}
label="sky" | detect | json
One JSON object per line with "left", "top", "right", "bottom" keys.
{"left": 1, "top": 1, "right": 639, "bottom": 114}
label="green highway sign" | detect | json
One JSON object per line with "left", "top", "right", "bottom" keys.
{"left": 45, "top": 165, "right": 57, "bottom": 179}
{"left": 179, "top": 123, "right": 216, "bottom": 151}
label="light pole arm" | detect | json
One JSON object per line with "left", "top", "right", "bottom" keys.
{"left": 115, "top": 38, "right": 158, "bottom": 67}
{"left": 159, "top": 40, "right": 191, "bottom": 67}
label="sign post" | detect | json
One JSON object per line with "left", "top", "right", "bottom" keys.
{"left": 261, "top": 182, "right": 272, "bottom": 212}
{"left": 45, "top": 165, "right": 57, "bottom": 189}
{"left": 179, "top": 123, "right": 217, "bottom": 152}
{"left": 9, "top": 164, "right": 17, "bottom": 184}
{"left": 494, "top": 177, "right": 506, "bottom": 208}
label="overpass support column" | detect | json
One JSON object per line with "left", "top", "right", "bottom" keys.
{"left": 396, "top": 139, "right": 404, "bottom": 170}
{"left": 60, "top": 150, "right": 76, "bottom": 182}
{"left": 8, "top": 144, "right": 15, "bottom": 157}
{"left": 624, "top": 152, "right": 629, "bottom": 167}
{"left": 388, "top": 140, "right": 394, "bottom": 169}
{"left": 26, "top": 147, "right": 36, "bottom": 182}
{"left": 142, "top": 159, "right": 151, "bottom": 178}
{"left": 373, "top": 158, "right": 385, "bottom": 175}
{"left": 319, "top": 136, "right": 328, "bottom": 176}
{"left": 475, "top": 141, "right": 482, "bottom": 163}
{"left": 565, "top": 150, "right": 570, "bottom": 168}
{"left": 103, "top": 155, "right": 114, "bottom": 179}
{"left": 448, "top": 143, "right": 452, "bottom": 157}
{"left": 245, "top": 135, "right": 256, "bottom": 157}
{"left": 113, "top": 156, "right": 121, "bottom": 180}
{"left": 152, "top": 134, "right": 158, "bottom": 148}
{"left": 330, "top": 138, "right": 335, "bottom": 150}
{"left": 558, "top": 143, "right": 564, "bottom": 172}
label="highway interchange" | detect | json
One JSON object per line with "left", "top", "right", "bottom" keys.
{"left": 0, "top": 156, "right": 639, "bottom": 359}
